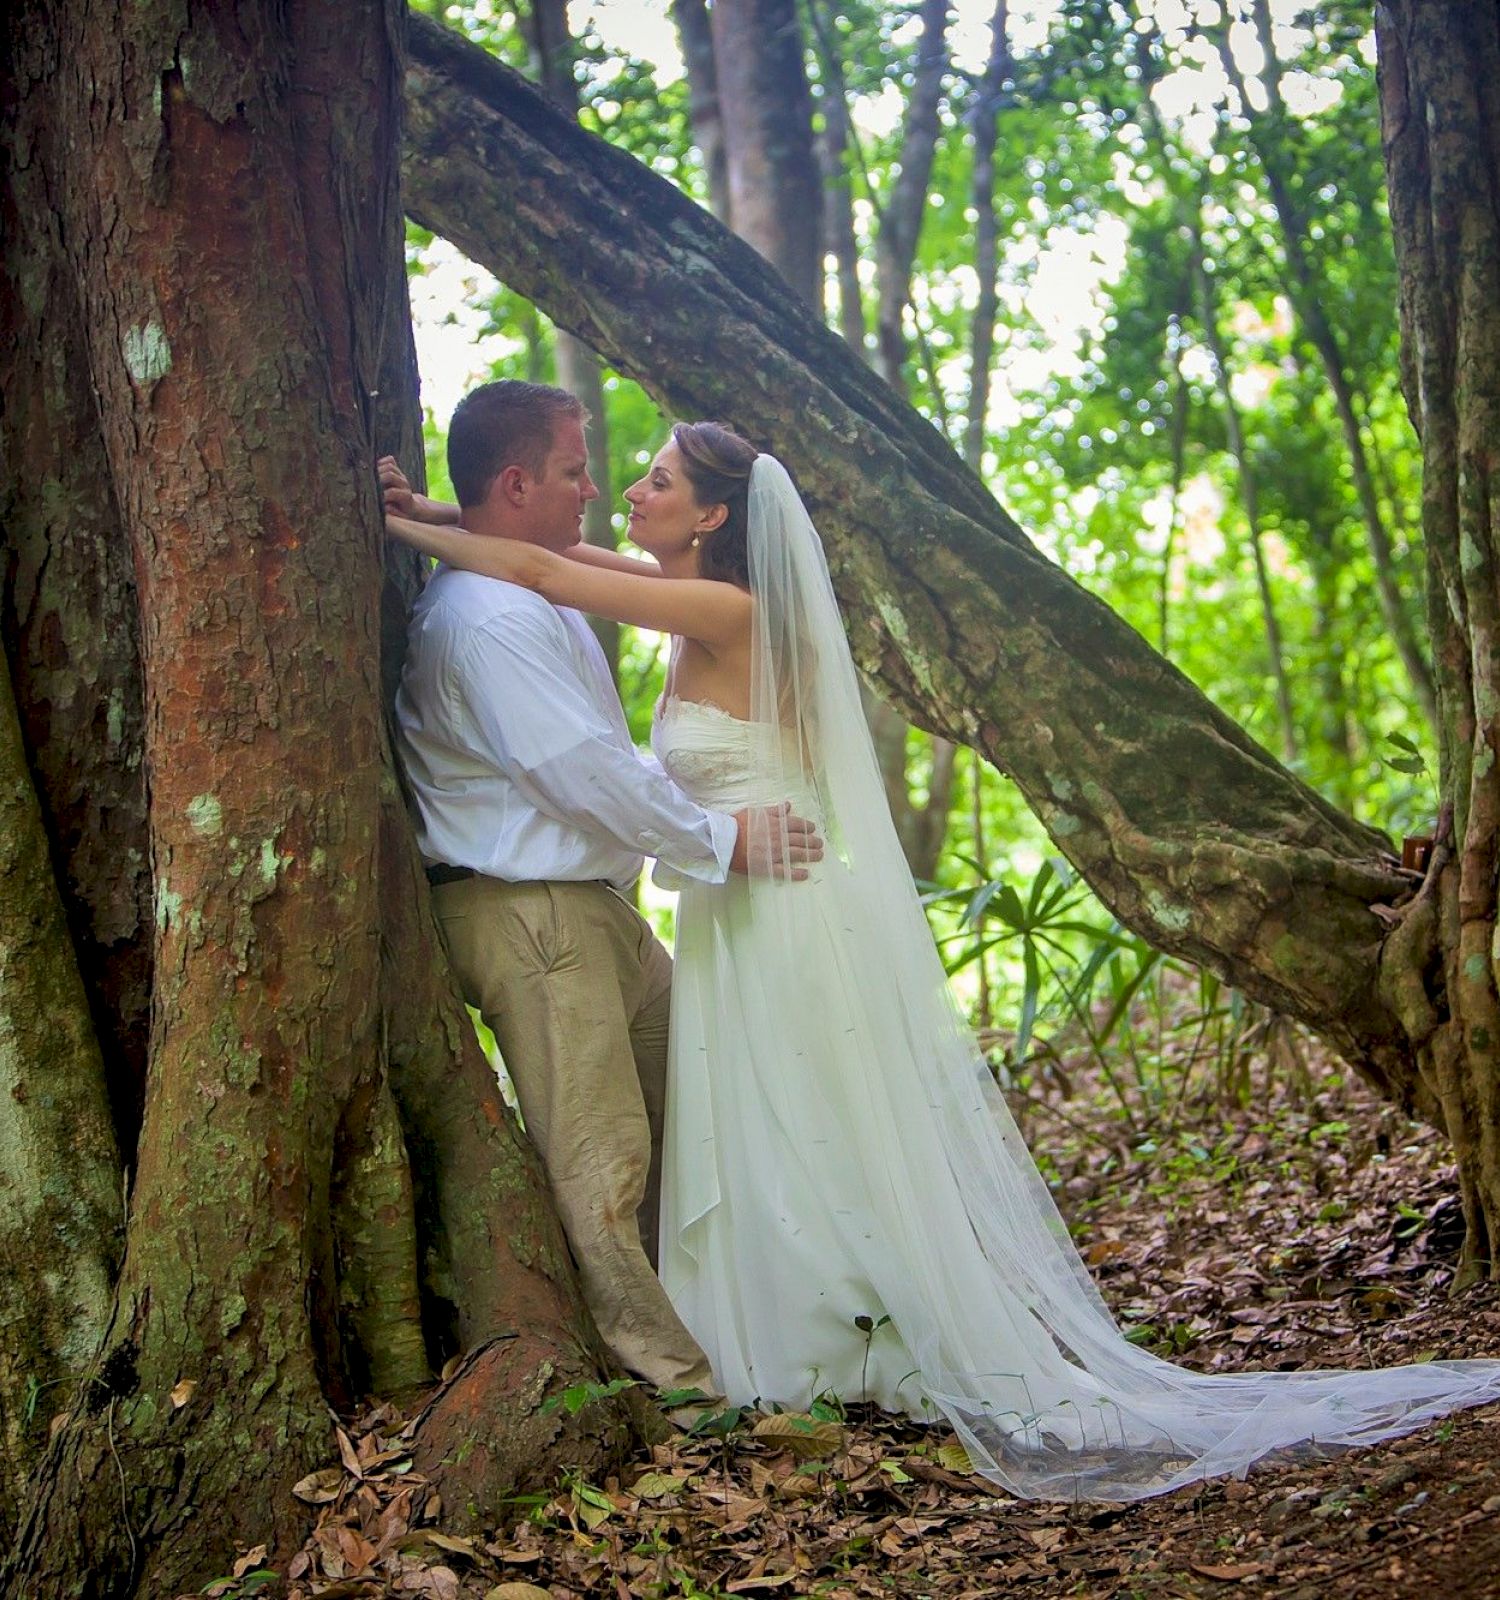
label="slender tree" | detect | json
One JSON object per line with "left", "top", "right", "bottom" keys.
{"left": 1213, "top": 1, "right": 1437, "bottom": 727}
{"left": 673, "top": 0, "right": 732, "bottom": 223}
{"left": 962, "top": 0, "right": 1013, "bottom": 473}
{"left": 1189, "top": 226, "right": 1299, "bottom": 762}
{"left": 528, "top": 0, "right": 620, "bottom": 675}
{"left": 709, "top": 0, "right": 823, "bottom": 304}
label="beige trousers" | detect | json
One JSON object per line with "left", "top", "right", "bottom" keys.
{"left": 432, "top": 875, "right": 715, "bottom": 1395}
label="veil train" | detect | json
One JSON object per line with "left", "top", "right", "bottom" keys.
{"left": 722, "top": 454, "right": 1500, "bottom": 1501}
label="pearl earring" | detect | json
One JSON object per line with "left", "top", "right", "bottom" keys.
{"left": 690, "top": 534, "right": 701, "bottom": 548}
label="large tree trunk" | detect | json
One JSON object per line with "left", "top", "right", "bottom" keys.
{"left": 1377, "top": 0, "right": 1500, "bottom": 1282}
{"left": 401, "top": 16, "right": 1428, "bottom": 1114}
{"left": 6, "top": 3, "right": 404, "bottom": 1582}
{"left": 0, "top": 3, "right": 637, "bottom": 1589}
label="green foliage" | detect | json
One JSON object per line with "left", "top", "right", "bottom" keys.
{"left": 412, "top": 2, "right": 1434, "bottom": 1056}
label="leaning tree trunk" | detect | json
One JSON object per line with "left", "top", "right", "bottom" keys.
{"left": 401, "top": 16, "right": 1431, "bottom": 1116}
{"left": 1377, "top": 0, "right": 1500, "bottom": 1281}
{"left": 0, "top": 2, "right": 635, "bottom": 1590}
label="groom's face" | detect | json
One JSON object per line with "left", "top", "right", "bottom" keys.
{"left": 524, "top": 416, "right": 599, "bottom": 552}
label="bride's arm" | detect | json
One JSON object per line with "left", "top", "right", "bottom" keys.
{"left": 561, "top": 543, "right": 664, "bottom": 577}
{"left": 386, "top": 514, "right": 749, "bottom": 646}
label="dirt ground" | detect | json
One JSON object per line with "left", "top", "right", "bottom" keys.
{"left": 260, "top": 1039, "right": 1500, "bottom": 1600}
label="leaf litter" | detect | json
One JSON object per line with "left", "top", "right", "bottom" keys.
{"left": 233, "top": 1038, "right": 1500, "bottom": 1599}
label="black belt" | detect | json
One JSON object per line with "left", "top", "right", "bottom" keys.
{"left": 424, "top": 862, "right": 476, "bottom": 888}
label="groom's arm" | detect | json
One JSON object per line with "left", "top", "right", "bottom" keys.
{"left": 456, "top": 612, "right": 737, "bottom": 884}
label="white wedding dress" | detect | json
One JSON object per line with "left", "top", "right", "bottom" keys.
{"left": 649, "top": 458, "right": 1500, "bottom": 1502}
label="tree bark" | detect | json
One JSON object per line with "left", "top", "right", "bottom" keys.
{"left": 401, "top": 17, "right": 1430, "bottom": 1120}
{"left": 0, "top": 639, "right": 121, "bottom": 1546}
{"left": 1377, "top": 0, "right": 1500, "bottom": 1278}
{"left": 709, "top": 0, "right": 823, "bottom": 306}
{"left": 1, "top": 4, "right": 633, "bottom": 1588}
{"left": 0, "top": 17, "right": 151, "bottom": 1152}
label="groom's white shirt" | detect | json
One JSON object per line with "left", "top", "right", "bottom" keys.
{"left": 396, "top": 566, "right": 736, "bottom": 894}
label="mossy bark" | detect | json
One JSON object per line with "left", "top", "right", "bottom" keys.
{"left": 0, "top": 8, "right": 151, "bottom": 1150}
{"left": 400, "top": 17, "right": 1424, "bottom": 1114}
{"left": 1377, "top": 0, "right": 1500, "bottom": 1280}
{"left": 0, "top": 641, "right": 121, "bottom": 1547}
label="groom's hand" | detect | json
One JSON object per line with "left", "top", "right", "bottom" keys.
{"left": 729, "top": 803, "right": 824, "bottom": 880}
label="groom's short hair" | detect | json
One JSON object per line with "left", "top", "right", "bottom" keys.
{"left": 448, "top": 380, "right": 586, "bottom": 508}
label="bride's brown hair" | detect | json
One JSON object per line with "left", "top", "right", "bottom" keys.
{"left": 671, "top": 421, "right": 758, "bottom": 589}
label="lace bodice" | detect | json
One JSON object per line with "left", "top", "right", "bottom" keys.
{"left": 651, "top": 696, "right": 813, "bottom": 813}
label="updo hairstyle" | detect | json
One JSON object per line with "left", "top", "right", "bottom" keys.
{"left": 671, "top": 421, "right": 759, "bottom": 589}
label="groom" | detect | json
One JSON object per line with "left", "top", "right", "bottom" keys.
{"left": 385, "top": 380, "right": 819, "bottom": 1398}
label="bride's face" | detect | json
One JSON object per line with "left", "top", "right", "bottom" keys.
{"left": 623, "top": 441, "right": 721, "bottom": 559}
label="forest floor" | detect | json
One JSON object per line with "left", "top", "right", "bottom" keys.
{"left": 252, "top": 1028, "right": 1500, "bottom": 1600}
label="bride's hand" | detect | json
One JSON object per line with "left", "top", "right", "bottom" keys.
{"left": 378, "top": 455, "right": 415, "bottom": 517}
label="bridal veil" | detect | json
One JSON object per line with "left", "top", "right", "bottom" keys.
{"left": 734, "top": 452, "right": 1500, "bottom": 1501}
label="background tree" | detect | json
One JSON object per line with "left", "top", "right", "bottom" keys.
{"left": 528, "top": 0, "right": 621, "bottom": 673}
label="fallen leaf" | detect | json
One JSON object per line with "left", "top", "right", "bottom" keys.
{"left": 425, "top": 1530, "right": 478, "bottom": 1559}
{"left": 170, "top": 1378, "right": 197, "bottom": 1409}
{"left": 485, "top": 1586, "right": 553, "bottom": 1600}
{"left": 935, "top": 1442, "right": 975, "bottom": 1475}
{"left": 632, "top": 1470, "right": 687, "bottom": 1499}
{"left": 1188, "top": 1561, "right": 1268, "bottom": 1581}
{"left": 291, "top": 1466, "right": 344, "bottom": 1504}
{"left": 751, "top": 1412, "right": 845, "bottom": 1461}
{"left": 231, "top": 1544, "right": 267, "bottom": 1578}
{"left": 336, "top": 1426, "right": 364, "bottom": 1480}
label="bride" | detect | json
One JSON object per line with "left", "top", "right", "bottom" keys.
{"left": 386, "top": 420, "right": 1500, "bottom": 1501}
